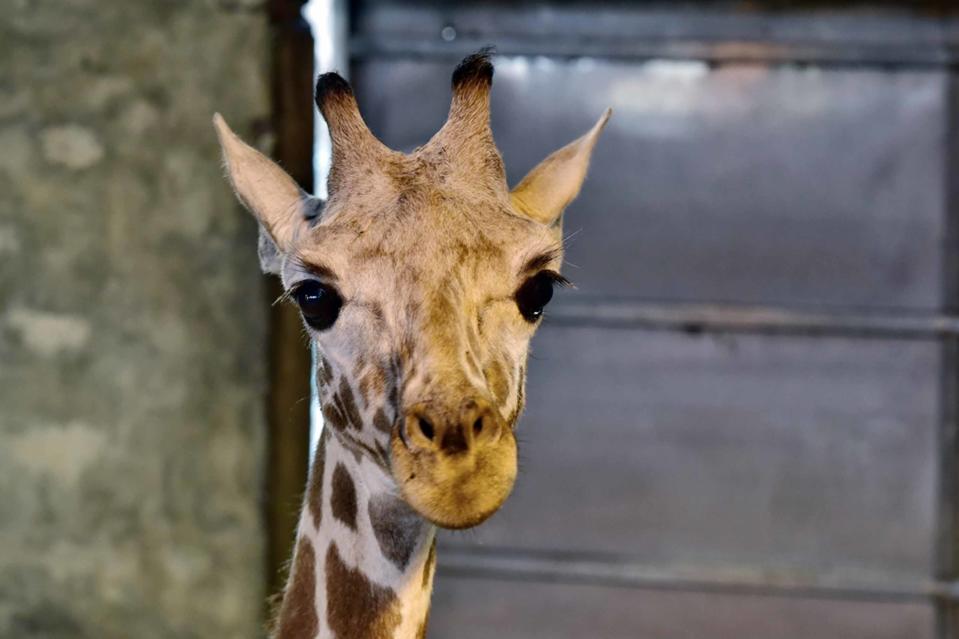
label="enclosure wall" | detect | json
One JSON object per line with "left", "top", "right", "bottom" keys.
{"left": 0, "top": 4, "right": 270, "bottom": 637}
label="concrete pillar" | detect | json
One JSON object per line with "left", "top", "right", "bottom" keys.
{"left": 0, "top": 3, "right": 270, "bottom": 637}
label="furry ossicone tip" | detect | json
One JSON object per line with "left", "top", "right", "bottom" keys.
{"left": 315, "top": 72, "right": 354, "bottom": 111}
{"left": 451, "top": 47, "right": 495, "bottom": 89}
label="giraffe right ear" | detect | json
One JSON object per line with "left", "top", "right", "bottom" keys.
{"left": 213, "top": 113, "right": 318, "bottom": 271}
{"left": 510, "top": 108, "right": 611, "bottom": 227}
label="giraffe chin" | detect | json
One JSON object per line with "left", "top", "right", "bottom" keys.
{"left": 389, "top": 430, "right": 518, "bottom": 530}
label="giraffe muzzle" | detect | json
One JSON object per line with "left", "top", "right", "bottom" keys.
{"left": 390, "top": 397, "right": 518, "bottom": 529}
{"left": 403, "top": 398, "right": 504, "bottom": 455}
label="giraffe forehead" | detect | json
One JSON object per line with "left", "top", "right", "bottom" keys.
{"left": 311, "top": 153, "right": 544, "bottom": 248}
{"left": 301, "top": 203, "right": 547, "bottom": 291}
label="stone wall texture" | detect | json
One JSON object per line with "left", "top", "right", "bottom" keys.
{"left": 0, "top": 2, "right": 270, "bottom": 637}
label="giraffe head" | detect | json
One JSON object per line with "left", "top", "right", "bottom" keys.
{"left": 214, "top": 52, "right": 609, "bottom": 529}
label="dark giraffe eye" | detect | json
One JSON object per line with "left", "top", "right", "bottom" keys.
{"left": 292, "top": 280, "right": 342, "bottom": 331}
{"left": 515, "top": 271, "right": 566, "bottom": 322}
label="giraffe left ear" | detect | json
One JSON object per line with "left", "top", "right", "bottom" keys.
{"left": 213, "top": 113, "right": 317, "bottom": 262}
{"left": 510, "top": 108, "right": 611, "bottom": 226}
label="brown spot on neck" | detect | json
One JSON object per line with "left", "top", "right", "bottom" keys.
{"left": 323, "top": 401, "right": 348, "bottom": 433}
{"left": 373, "top": 408, "right": 392, "bottom": 434}
{"left": 331, "top": 463, "right": 358, "bottom": 530}
{"left": 360, "top": 367, "right": 388, "bottom": 408}
{"left": 317, "top": 357, "right": 334, "bottom": 387}
{"left": 324, "top": 378, "right": 365, "bottom": 434}
{"left": 307, "top": 430, "right": 329, "bottom": 528}
{"left": 272, "top": 536, "right": 319, "bottom": 639}
{"left": 337, "top": 431, "right": 391, "bottom": 470}
{"left": 367, "top": 493, "right": 425, "bottom": 570}
{"left": 326, "top": 543, "right": 402, "bottom": 639}
{"left": 338, "top": 377, "right": 363, "bottom": 430}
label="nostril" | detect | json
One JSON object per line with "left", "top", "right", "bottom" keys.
{"left": 473, "top": 417, "right": 484, "bottom": 436}
{"left": 417, "top": 416, "right": 435, "bottom": 441}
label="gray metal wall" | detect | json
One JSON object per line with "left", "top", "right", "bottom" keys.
{"left": 348, "top": 2, "right": 959, "bottom": 637}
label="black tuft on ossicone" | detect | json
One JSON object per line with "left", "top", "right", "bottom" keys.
{"left": 315, "top": 72, "right": 354, "bottom": 110}
{"left": 451, "top": 47, "right": 495, "bottom": 89}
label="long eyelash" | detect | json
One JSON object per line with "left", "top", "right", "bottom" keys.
{"left": 274, "top": 288, "right": 296, "bottom": 307}
{"left": 287, "top": 251, "right": 308, "bottom": 273}
{"left": 561, "top": 227, "right": 583, "bottom": 248}
{"left": 544, "top": 244, "right": 565, "bottom": 263}
{"left": 543, "top": 270, "right": 574, "bottom": 288}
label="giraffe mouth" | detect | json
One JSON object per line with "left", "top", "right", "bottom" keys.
{"left": 389, "top": 427, "right": 518, "bottom": 530}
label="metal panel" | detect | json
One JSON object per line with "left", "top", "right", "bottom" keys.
{"left": 429, "top": 574, "right": 936, "bottom": 639}
{"left": 938, "top": 75, "right": 959, "bottom": 638}
{"left": 350, "top": 1, "right": 959, "bottom": 66}
{"left": 346, "top": 2, "right": 957, "bottom": 636}
{"left": 352, "top": 58, "right": 947, "bottom": 312}
{"left": 445, "top": 326, "right": 939, "bottom": 581}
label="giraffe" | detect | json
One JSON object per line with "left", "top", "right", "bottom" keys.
{"left": 213, "top": 51, "right": 609, "bottom": 639}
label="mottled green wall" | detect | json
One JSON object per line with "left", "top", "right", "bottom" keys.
{"left": 0, "top": 2, "right": 270, "bottom": 637}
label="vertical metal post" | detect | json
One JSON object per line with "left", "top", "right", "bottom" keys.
{"left": 265, "top": 0, "right": 315, "bottom": 610}
{"left": 937, "top": 72, "right": 959, "bottom": 639}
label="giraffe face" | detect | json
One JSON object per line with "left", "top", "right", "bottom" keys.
{"left": 214, "top": 51, "right": 609, "bottom": 530}
{"left": 283, "top": 174, "right": 563, "bottom": 528}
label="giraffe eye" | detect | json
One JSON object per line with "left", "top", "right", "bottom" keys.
{"left": 515, "top": 271, "right": 564, "bottom": 322}
{"left": 292, "top": 280, "right": 342, "bottom": 331}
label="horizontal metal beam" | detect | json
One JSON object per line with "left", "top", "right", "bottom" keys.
{"left": 350, "top": 35, "right": 959, "bottom": 69}
{"left": 544, "top": 299, "right": 959, "bottom": 340}
{"left": 349, "top": 2, "right": 959, "bottom": 68}
{"left": 439, "top": 545, "right": 959, "bottom": 604}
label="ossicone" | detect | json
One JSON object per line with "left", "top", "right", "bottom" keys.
{"left": 314, "top": 72, "right": 355, "bottom": 114}
{"left": 451, "top": 48, "right": 494, "bottom": 90}
{"left": 313, "top": 71, "right": 392, "bottom": 196}
{"left": 421, "top": 48, "right": 505, "bottom": 187}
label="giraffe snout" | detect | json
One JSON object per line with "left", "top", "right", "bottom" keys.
{"left": 390, "top": 394, "right": 517, "bottom": 529}
{"left": 402, "top": 398, "right": 504, "bottom": 456}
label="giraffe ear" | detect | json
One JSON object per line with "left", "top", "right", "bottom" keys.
{"left": 213, "top": 113, "right": 318, "bottom": 262}
{"left": 510, "top": 108, "right": 611, "bottom": 226}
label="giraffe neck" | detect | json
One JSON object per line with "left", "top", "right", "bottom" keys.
{"left": 273, "top": 429, "right": 437, "bottom": 639}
